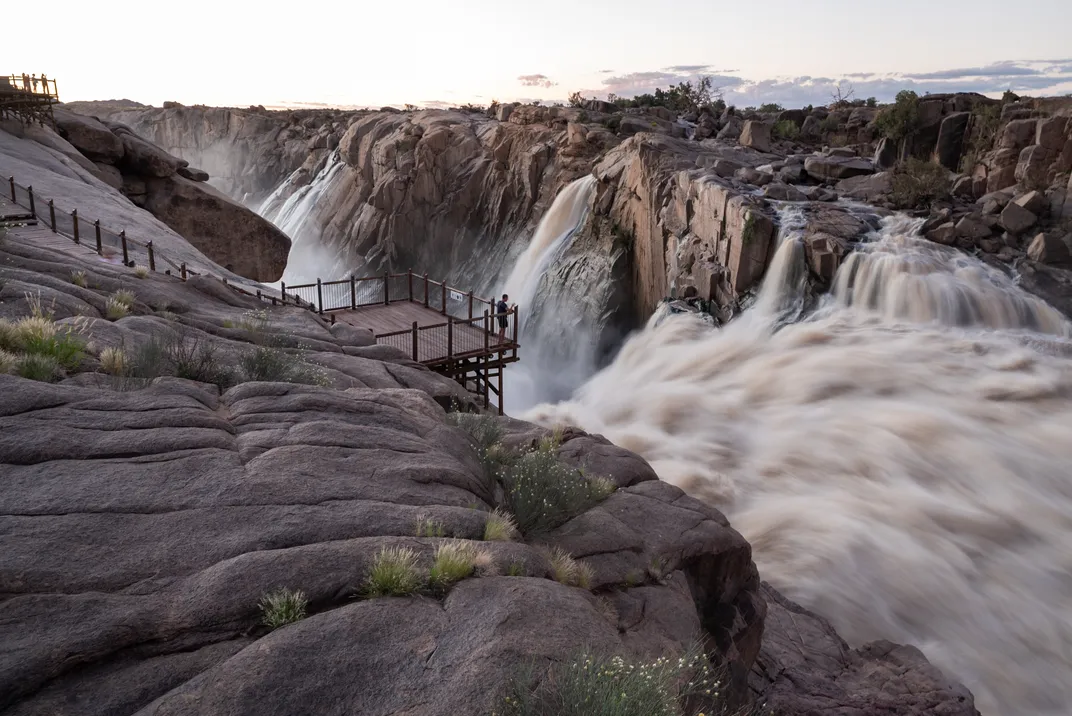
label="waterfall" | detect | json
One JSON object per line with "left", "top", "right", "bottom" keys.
{"left": 752, "top": 204, "right": 808, "bottom": 320}
{"left": 260, "top": 153, "right": 349, "bottom": 284}
{"left": 526, "top": 216, "right": 1072, "bottom": 716}
{"left": 499, "top": 175, "right": 598, "bottom": 412}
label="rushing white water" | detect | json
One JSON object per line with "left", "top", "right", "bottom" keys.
{"left": 500, "top": 176, "right": 598, "bottom": 412}
{"left": 260, "top": 153, "right": 350, "bottom": 284}
{"left": 527, "top": 216, "right": 1072, "bottom": 716}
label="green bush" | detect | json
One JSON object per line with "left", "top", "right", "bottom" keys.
{"left": 259, "top": 588, "right": 308, "bottom": 629}
{"left": 758, "top": 102, "right": 784, "bottom": 113}
{"left": 127, "top": 333, "right": 234, "bottom": 390}
{"left": 16, "top": 353, "right": 61, "bottom": 382}
{"left": 873, "top": 89, "right": 920, "bottom": 141}
{"left": 772, "top": 119, "right": 799, "bottom": 140}
{"left": 497, "top": 647, "right": 728, "bottom": 716}
{"left": 240, "top": 345, "right": 327, "bottom": 385}
{"left": 0, "top": 315, "right": 86, "bottom": 379}
{"left": 501, "top": 438, "right": 616, "bottom": 536}
{"left": 890, "top": 158, "right": 952, "bottom": 209}
{"left": 365, "top": 546, "right": 422, "bottom": 597}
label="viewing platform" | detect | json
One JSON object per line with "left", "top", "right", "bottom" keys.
{"left": 281, "top": 273, "right": 520, "bottom": 413}
{"left": 0, "top": 74, "right": 59, "bottom": 126}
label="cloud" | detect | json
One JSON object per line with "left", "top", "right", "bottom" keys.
{"left": 517, "top": 74, "right": 557, "bottom": 88}
{"left": 575, "top": 59, "right": 1072, "bottom": 108}
{"left": 599, "top": 69, "right": 614, "bottom": 74}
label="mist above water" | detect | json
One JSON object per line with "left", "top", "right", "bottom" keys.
{"left": 526, "top": 216, "right": 1072, "bottom": 716}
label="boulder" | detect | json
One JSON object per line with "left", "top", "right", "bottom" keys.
{"left": 92, "top": 161, "right": 123, "bottom": 190}
{"left": 1027, "top": 233, "right": 1072, "bottom": 264}
{"left": 735, "top": 167, "right": 772, "bottom": 186}
{"left": 999, "top": 201, "right": 1037, "bottom": 234}
{"left": 874, "top": 137, "right": 898, "bottom": 170}
{"left": 177, "top": 166, "right": 210, "bottom": 182}
{"left": 763, "top": 183, "right": 807, "bottom": 201}
{"left": 495, "top": 103, "right": 515, "bottom": 122}
{"left": 618, "top": 115, "right": 673, "bottom": 137}
{"left": 825, "top": 147, "right": 856, "bottom": 158}
{"left": 1036, "top": 116, "right": 1069, "bottom": 151}
{"left": 739, "top": 121, "right": 772, "bottom": 153}
{"left": 1014, "top": 190, "right": 1049, "bottom": 215}
{"left": 799, "top": 115, "right": 822, "bottom": 139}
{"left": 776, "top": 164, "right": 807, "bottom": 184}
{"left": 952, "top": 175, "right": 974, "bottom": 198}
{"left": 717, "top": 116, "right": 744, "bottom": 142}
{"left": 1014, "top": 145, "right": 1054, "bottom": 188}
{"left": 934, "top": 112, "right": 970, "bottom": 171}
{"left": 955, "top": 216, "right": 993, "bottom": 239}
{"left": 926, "top": 222, "right": 958, "bottom": 245}
{"left": 803, "top": 233, "right": 847, "bottom": 279}
{"left": 710, "top": 158, "right": 744, "bottom": 178}
{"left": 51, "top": 109, "right": 124, "bottom": 162}
{"left": 116, "top": 131, "right": 182, "bottom": 178}
{"left": 777, "top": 109, "right": 807, "bottom": 127}
{"left": 835, "top": 172, "right": 892, "bottom": 201}
{"left": 998, "top": 119, "right": 1037, "bottom": 150}
{"left": 584, "top": 99, "right": 618, "bottom": 114}
{"left": 804, "top": 155, "right": 874, "bottom": 181}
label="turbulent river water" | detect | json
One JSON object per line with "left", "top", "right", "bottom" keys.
{"left": 262, "top": 165, "right": 1072, "bottom": 715}
{"left": 525, "top": 213, "right": 1072, "bottom": 716}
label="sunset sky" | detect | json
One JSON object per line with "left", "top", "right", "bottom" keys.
{"left": 9, "top": 0, "right": 1072, "bottom": 109}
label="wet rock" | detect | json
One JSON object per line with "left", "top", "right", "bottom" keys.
{"left": 804, "top": 155, "right": 874, "bottom": 181}
{"left": 1027, "top": 233, "right": 1072, "bottom": 264}
{"left": 956, "top": 216, "right": 993, "bottom": 239}
{"left": 952, "top": 175, "right": 974, "bottom": 198}
{"left": 934, "top": 112, "right": 970, "bottom": 171}
{"left": 763, "top": 183, "right": 807, "bottom": 201}
{"left": 736, "top": 167, "right": 772, "bottom": 186}
{"left": 836, "top": 172, "right": 892, "bottom": 201}
{"left": 926, "top": 222, "right": 958, "bottom": 245}
{"left": 874, "top": 137, "right": 898, "bottom": 170}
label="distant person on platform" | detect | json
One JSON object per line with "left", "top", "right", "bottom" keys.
{"left": 40, "top": 74, "right": 48, "bottom": 94}
{"left": 30, "top": 74, "right": 38, "bottom": 92}
{"left": 496, "top": 294, "right": 510, "bottom": 342}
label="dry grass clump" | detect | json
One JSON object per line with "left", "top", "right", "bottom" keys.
{"left": 98, "top": 346, "right": 128, "bottom": 376}
{"left": 365, "top": 546, "right": 422, "bottom": 597}
{"left": 483, "top": 507, "right": 519, "bottom": 542}
{"left": 259, "top": 588, "right": 308, "bottom": 629}
{"left": 547, "top": 547, "right": 594, "bottom": 589}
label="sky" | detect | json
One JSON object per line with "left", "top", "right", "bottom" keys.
{"left": 7, "top": 0, "right": 1072, "bottom": 109}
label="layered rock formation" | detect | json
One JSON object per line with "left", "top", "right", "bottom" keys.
{"left": 0, "top": 109, "right": 292, "bottom": 282}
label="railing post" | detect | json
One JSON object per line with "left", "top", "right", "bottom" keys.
{"left": 48, "top": 199, "right": 56, "bottom": 232}
{"left": 27, "top": 186, "right": 34, "bottom": 215}
{"left": 483, "top": 353, "right": 490, "bottom": 410}
{"left": 280, "top": 281, "right": 286, "bottom": 303}
{"left": 498, "top": 360, "right": 504, "bottom": 416}
{"left": 71, "top": 210, "right": 79, "bottom": 243}
{"left": 181, "top": 262, "right": 188, "bottom": 280}
{"left": 447, "top": 316, "right": 453, "bottom": 357}
{"left": 468, "top": 291, "right": 473, "bottom": 320}
{"left": 120, "top": 230, "right": 129, "bottom": 265}
{"left": 94, "top": 220, "right": 102, "bottom": 254}
{"left": 512, "top": 306, "right": 519, "bottom": 345}
{"left": 8, "top": 176, "right": 14, "bottom": 202}
{"left": 316, "top": 278, "right": 324, "bottom": 315}
{"left": 147, "top": 241, "right": 156, "bottom": 271}
{"left": 407, "top": 269, "right": 413, "bottom": 301}
{"left": 441, "top": 282, "right": 447, "bottom": 315}
{"left": 423, "top": 273, "right": 429, "bottom": 308}
{"left": 411, "top": 321, "right": 419, "bottom": 362}
{"left": 350, "top": 275, "right": 357, "bottom": 310}
{"left": 484, "top": 309, "right": 490, "bottom": 352}
{"left": 384, "top": 270, "right": 390, "bottom": 305}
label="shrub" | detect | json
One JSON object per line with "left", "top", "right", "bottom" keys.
{"left": 415, "top": 516, "right": 446, "bottom": 538}
{"left": 448, "top": 411, "right": 513, "bottom": 481}
{"left": 547, "top": 548, "right": 594, "bottom": 589}
{"left": 960, "top": 102, "right": 1001, "bottom": 173}
{"left": 70, "top": 270, "right": 88, "bottom": 288}
{"left": 240, "top": 345, "right": 327, "bottom": 385}
{"left": 819, "top": 115, "right": 840, "bottom": 133}
{"left": 501, "top": 438, "right": 616, "bottom": 536}
{"left": 866, "top": 96, "right": 878, "bottom": 108}
{"left": 259, "top": 588, "right": 308, "bottom": 629}
{"left": 2, "top": 316, "right": 85, "bottom": 372}
{"left": 133, "top": 265, "right": 149, "bottom": 279}
{"left": 428, "top": 541, "right": 480, "bottom": 591}
{"left": 0, "top": 349, "right": 17, "bottom": 374}
{"left": 365, "top": 546, "right": 422, "bottom": 597}
{"left": 758, "top": 102, "right": 784, "bottom": 113}
{"left": 873, "top": 89, "right": 920, "bottom": 141}
{"left": 483, "top": 507, "right": 519, "bottom": 542}
{"left": 170, "top": 338, "right": 233, "bottom": 386}
{"left": 98, "top": 346, "right": 128, "bottom": 376}
{"left": 16, "top": 353, "right": 61, "bottom": 382}
{"left": 498, "top": 647, "right": 725, "bottom": 716}
{"left": 772, "top": 119, "right": 799, "bottom": 140}
{"left": 890, "top": 158, "right": 952, "bottom": 209}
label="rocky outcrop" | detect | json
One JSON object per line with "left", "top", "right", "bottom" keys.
{"left": 35, "top": 109, "right": 292, "bottom": 281}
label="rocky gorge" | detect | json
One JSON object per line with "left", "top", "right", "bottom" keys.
{"left": 3, "top": 82, "right": 1072, "bottom": 716}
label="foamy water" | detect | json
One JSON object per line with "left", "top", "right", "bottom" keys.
{"left": 527, "top": 217, "right": 1072, "bottom": 715}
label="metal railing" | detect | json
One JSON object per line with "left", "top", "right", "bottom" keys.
{"left": 1, "top": 75, "right": 58, "bottom": 98}
{"left": 7, "top": 175, "right": 194, "bottom": 279}
{"left": 280, "top": 270, "right": 519, "bottom": 365}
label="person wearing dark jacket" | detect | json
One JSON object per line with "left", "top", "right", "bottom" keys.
{"left": 496, "top": 294, "right": 510, "bottom": 342}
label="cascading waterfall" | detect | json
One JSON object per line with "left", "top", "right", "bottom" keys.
{"left": 259, "top": 153, "right": 349, "bottom": 284}
{"left": 526, "top": 215, "right": 1072, "bottom": 716}
{"left": 500, "top": 175, "right": 599, "bottom": 412}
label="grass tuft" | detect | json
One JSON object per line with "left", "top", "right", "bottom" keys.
{"left": 98, "top": 346, "right": 128, "bottom": 376}
{"left": 365, "top": 546, "right": 422, "bottom": 597}
{"left": 70, "top": 270, "right": 88, "bottom": 288}
{"left": 506, "top": 561, "right": 526, "bottom": 577}
{"left": 133, "top": 265, "right": 149, "bottom": 279}
{"left": 0, "top": 349, "right": 17, "bottom": 373}
{"left": 428, "top": 541, "right": 480, "bottom": 590}
{"left": 415, "top": 516, "right": 446, "bottom": 538}
{"left": 501, "top": 438, "right": 617, "bottom": 536}
{"left": 259, "top": 588, "right": 308, "bottom": 629}
{"left": 241, "top": 345, "right": 328, "bottom": 386}
{"left": 483, "top": 507, "right": 519, "bottom": 542}
{"left": 105, "top": 294, "right": 132, "bottom": 320}
{"left": 16, "top": 353, "right": 62, "bottom": 382}
{"left": 547, "top": 548, "right": 593, "bottom": 589}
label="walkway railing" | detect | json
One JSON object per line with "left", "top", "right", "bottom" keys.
{"left": 0, "top": 75, "right": 58, "bottom": 125}
{"left": 281, "top": 271, "right": 519, "bottom": 365}
{"left": 6, "top": 175, "right": 195, "bottom": 279}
